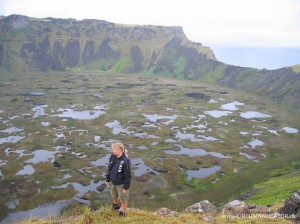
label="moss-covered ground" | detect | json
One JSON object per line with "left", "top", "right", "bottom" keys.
{"left": 0, "top": 71, "right": 299, "bottom": 220}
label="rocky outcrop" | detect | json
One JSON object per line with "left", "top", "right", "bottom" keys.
{"left": 248, "top": 204, "right": 273, "bottom": 214}
{"left": 131, "top": 27, "right": 156, "bottom": 40}
{"left": 2, "top": 14, "right": 30, "bottom": 30}
{"left": 154, "top": 199, "right": 289, "bottom": 222}
{"left": 185, "top": 200, "right": 218, "bottom": 215}
{"left": 222, "top": 200, "right": 274, "bottom": 216}
{"left": 185, "top": 200, "right": 218, "bottom": 223}
{"left": 278, "top": 189, "right": 300, "bottom": 219}
{"left": 1, "top": 14, "right": 212, "bottom": 73}
{"left": 222, "top": 200, "right": 250, "bottom": 215}
{"left": 155, "top": 207, "right": 179, "bottom": 217}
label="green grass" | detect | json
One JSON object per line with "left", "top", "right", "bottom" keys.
{"left": 245, "top": 163, "right": 300, "bottom": 206}
{"left": 83, "top": 58, "right": 117, "bottom": 71}
{"left": 199, "top": 64, "right": 226, "bottom": 83}
{"left": 19, "top": 205, "right": 294, "bottom": 224}
{"left": 173, "top": 57, "right": 185, "bottom": 78}
{"left": 110, "top": 55, "right": 133, "bottom": 72}
{"left": 269, "top": 162, "right": 300, "bottom": 177}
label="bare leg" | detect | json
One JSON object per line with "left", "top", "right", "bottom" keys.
{"left": 113, "top": 197, "right": 119, "bottom": 205}
{"left": 119, "top": 200, "right": 128, "bottom": 213}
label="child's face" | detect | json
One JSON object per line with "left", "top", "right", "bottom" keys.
{"left": 112, "top": 146, "right": 122, "bottom": 157}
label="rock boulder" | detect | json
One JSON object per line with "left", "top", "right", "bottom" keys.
{"left": 278, "top": 189, "right": 300, "bottom": 216}
{"left": 185, "top": 200, "right": 218, "bottom": 215}
{"left": 155, "top": 207, "right": 179, "bottom": 217}
{"left": 222, "top": 200, "right": 250, "bottom": 215}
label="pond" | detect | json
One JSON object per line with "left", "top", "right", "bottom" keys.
{"left": 186, "top": 166, "right": 221, "bottom": 180}
{"left": 0, "top": 127, "right": 23, "bottom": 134}
{"left": 32, "top": 105, "right": 48, "bottom": 118}
{"left": 0, "top": 200, "right": 69, "bottom": 224}
{"left": 0, "top": 72, "right": 299, "bottom": 222}
{"left": 131, "top": 158, "right": 159, "bottom": 177}
{"left": 240, "top": 111, "right": 272, "bottom": 119}
{"left": 54, "top": 107, "right": 106, "bottom": 120}
{"left": 16, "top": 165, "right": 35, "bottom": 175}
{"left": 221, "top": 101, "right": 244, "bottom": 111}
{"left": 53, "top": 180, "right": 105, "bottom": 204}
{"left": 0, "top": 136, "right": 25, "bottom": 144}
{"left": 282, "top": 127, "right": 299, "bottom": 134}
{"left": 143, "top": 114, "right": 179, "bottom": 125}
{"left": 105, "top": 120, "right": 133, "bottom": 135}
{"left": 164, "top": 144, "right": 231, "bottom": 158}
{"left": 246, "top": 139, "right": 265, "bottom": 149}
{"left": 25, "top": 91, "right": 46, "bottom": 96}
{"left": 204, "top": 110, "right": 233, "bottom": 118}
{"left": 25, "top": 150, "right": 57, "bottom": 164}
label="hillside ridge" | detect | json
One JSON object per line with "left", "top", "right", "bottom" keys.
{"left": 0, "top": 14, "right": 300, "bottom": 111}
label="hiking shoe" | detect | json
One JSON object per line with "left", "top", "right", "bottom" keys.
{"left": 118, "top": 211, "right": 125, "bottom": 217}
{"left": 112, "top": 203, "right": 120, "bottom": 211}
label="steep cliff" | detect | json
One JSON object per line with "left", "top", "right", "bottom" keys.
{"left": 0, "top": 14, "right": 215, "bottom": 72}
{"left": 0, "top": 15, "right": 299, "bottom": 111}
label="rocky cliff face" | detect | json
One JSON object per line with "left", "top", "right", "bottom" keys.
{"left": 0, "top": 14, "right": 215, "bottom": 72}
{"left": 1, "top": 15, "right": 300, "bottom": 111}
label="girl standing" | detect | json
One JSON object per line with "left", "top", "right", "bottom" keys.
{"left": 106, "top": 142, "right": 131, "bottom": 217}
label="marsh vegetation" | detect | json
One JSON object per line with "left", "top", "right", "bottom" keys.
{"left": 0, "top": 71, "right": 299, "bottom": 221}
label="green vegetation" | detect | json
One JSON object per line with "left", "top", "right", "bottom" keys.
{"left": 173, "top": 57, "right": 186, "bottom": 78}
{"left": 18, "top": 205, "right": 294, "bottom": 224}
{"left": 0, "top": 71, "right": 299, "bottom": 223}
{"left": 270, "top": 162, "right": 300, "bottom": 177}
{"left": 84, "top": 59, "right": 116, "bottom": 71}
{"left": 199, "top": 64, "right": 226, "bottom": 83}
{"left": 245, "top": 162, "right": 300, "bottom": 206}
{"left": 110, "top": 55, "right": 133, "bottom": 73}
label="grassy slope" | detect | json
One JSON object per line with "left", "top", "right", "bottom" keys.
{"left": 20, "top": 206, "right": 294, "bottom": 224}
{"left": 245, "top": 162, "right": 300, "bottom": 206}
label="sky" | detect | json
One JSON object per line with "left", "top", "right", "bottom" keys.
{"left": 1, "top": 0, "right": 300, "bottom": 69}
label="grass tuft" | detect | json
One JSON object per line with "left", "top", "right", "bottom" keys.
{"left": 20, "top": 205, "right": 294, "bottom": 224}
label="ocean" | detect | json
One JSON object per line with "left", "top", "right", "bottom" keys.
{"left": 211, "top": 47, "right": 300, "bottom": 70}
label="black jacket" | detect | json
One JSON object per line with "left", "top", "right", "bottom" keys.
{"left": 106, "top": 153, "right": 131, "bottom": 190}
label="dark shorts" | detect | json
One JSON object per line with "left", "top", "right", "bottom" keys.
{"left": 110, "top": 183, "right": 129, "bottom": 203}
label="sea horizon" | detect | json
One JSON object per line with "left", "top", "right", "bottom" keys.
{"left": 211, "top": 47, "right": 300, "bottom": 70}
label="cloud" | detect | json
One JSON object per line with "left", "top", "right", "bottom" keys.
{"left": 1, "top": 0, "right": 300, "bottom": 47}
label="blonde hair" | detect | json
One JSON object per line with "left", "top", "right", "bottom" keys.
{"left": 111, "top": 142, "right": 128, "bottom": 157}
